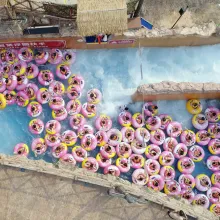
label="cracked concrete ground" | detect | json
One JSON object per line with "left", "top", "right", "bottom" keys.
{"left": 0, "top": 165, "right": 177, "bottom": 220}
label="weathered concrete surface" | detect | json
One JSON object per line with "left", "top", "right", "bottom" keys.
{"left": 0, "top": 153, "right": 217, "bottom": 220}
{"left": 132, "top": 81, "right": 220, "bottom": 102}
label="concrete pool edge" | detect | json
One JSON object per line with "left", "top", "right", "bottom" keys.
{"left": 132, "top": 81, "right": 220, "bottom": 101}
{"left": 0, "top": 153, "right": 217, "bottom": 220}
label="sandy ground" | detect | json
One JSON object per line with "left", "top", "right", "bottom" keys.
{"left": 0, "top": 165, "right": 178, "bottom": 220}
{"left": 141, "top": 0, "right": 220, "bottom": 29}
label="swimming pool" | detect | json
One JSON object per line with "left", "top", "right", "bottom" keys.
{"left": 0, "top": 46, "right": 219, "bottom": 213}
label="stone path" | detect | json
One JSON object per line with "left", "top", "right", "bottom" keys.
{"left": 0, "top": 165, "right": 176, "bottom": 220}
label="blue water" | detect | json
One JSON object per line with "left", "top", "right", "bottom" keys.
{"left": 0, "top": 46, "right": 220, "bottom": 204}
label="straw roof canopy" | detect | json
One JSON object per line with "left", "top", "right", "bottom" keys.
{"left": 77, "top": 0, "right": 127, "bottom": 36}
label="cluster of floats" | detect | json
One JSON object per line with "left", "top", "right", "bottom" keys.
{"left": 0, "top": 48, "right": 219, "bottom": 216}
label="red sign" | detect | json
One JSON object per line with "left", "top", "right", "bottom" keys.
{"left": 0, "top": 40, "right": 66, "bottom": 49}
{"left": 109, "top": 39, "right": 135, "bottom": 44}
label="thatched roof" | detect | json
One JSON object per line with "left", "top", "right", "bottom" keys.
{"left": 77, "top": 0, "right": 127, "bottom": 36}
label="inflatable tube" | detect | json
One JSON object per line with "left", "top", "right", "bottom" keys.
{"left": 159, "top": 114, "right": 172, "bottom": 130}
{"left": 0, "top": 78, "right": 6, "bottom": 93}
{"left": 159, "top": 151, "right": 175, "bottom": 166}
{"left": 31, "top": 138, "right": 47, "bottom": 156}
{"left": 49, "top": 81, "right": 65, "bottom": 97}
{"left": 195, "top": 130, "right": 211, "bottom": 146}
{"left": 6, "top": 49, "right": 18, "bottom": 64}
{"left": 118, "top": 111, "right": 132, "bottom": 127}
{"left": 82, "top": 157, "right": 99, "bottom": 173}
{"left": 205, "top": 107, "right": 220, "bottom": 123}
{"left": 116, "top": 157, "right": 130, "bottom": 173}
{"left": 95, "top": 130, "right": 108, "bottom": 147}
{"left": 211, "top": 172, "right": 220, "bottom": 188}
{"left": 116, "top": 142, "right": 132, "bottom": 158}
{"left": 121, "top": 127, "right": 135, "bottom": 143}
{"left": 77, "top": 124, "right": 94, "bottom": 139}
{"left": 27, "top": 101, "right": 42, "bottom": 117}
{"left": 143, "top": 102, "right": 158, "bottom": 117}
{"left": 160, "top": 166, "right": 175, "bottom": 181}
{"left": 181, "top": 188, "right": 195, "bottom": 203}
{"left": 49, "top": 96, "right": 65, "bottom": 110}
{"left": 135, "top": 128, "right": 150, "bottom": 143}
{"left": 69, "top": 114, "right": 86, "bottom": 130}
{"left": 3, "top": 90, "right": 16, "bottom": 105}
{"left": 36, "top": 88, "right": 51, "bottom": 104}
{"left": 87, "top": 88, "right": 102, "bottom": 104}
{"left": 38, "top": 70, "right": 54, "bottom": 86}
{"left": 81, "top": 134, "right": 97, "bottom": 151}
{"left": 66, "top": 99, "right": 81, "bottom": 116}
{"left": 67, "top": 85, "right": 82, "bottom": 100}
{"left": 145, "top": 144, "right": 161, "bottom": 160}
{"left": 96, "top": 153, "right": 112, "bottom": 168}
{"left": 147, "top": 175, "right": 164, "bottom": 191}
{"left": 164, "top": 180, "right": 181, "bottom": 196}
{"left": 14, "top": 143, "right": 29, "bottom": 156}
{"left": 173, "top": 143, "right": 188, "bottom": 159}
{"left": 107, "top": 129, "right": 122, "bottom": 146}
{"left": 0, "top": 49, "right": 7, "bottom": 64}
{"left": 207, "top": 187, "right": 220, "bottom": 204}
{"left": 195, "top": 174, "right": 211, "bottom": 192}
{"left": 207, "top": 156, "right": 220, "bottom": 172}
{"left": 4, "top": 75, "right": 17, "bottom": 91}
{"left": 208, "top": 139, "right": 220, "bottom": 155}
{"left": 16, "top": 75, "right": 28, "bottom": 91}
{"left": 180, "top": 130, "right": 196, "bottom": 147}
{"left": 60, "top": 154, "right": 76, "bottom": 166}
{"left": 0, "top": 93, "right": 6, "bottom": 109}
{"left": 48, "top": 49, "right": 63, "bottom": 65}
{"left": 131, "top": 139, "right": 147, "bottom": 155}
{"left": 29, "top": 118, "right": 44, "bottom": 135}
{"left": 68, "top": 74, "right": 85, "bottom": 90}
{"left": 193, "top": 194, "right": 209, "bottom": 209}
{"left": 132, "top": 168, "right": 149, "bottom": 186}
{"left": 177, "top": 157, "right": 195, "bottom": 174}
{"left": 61, "top": 130, "right": 77, "bottom": 147}
{"left": 129, "top": 154, "right": 145, "bottom": 169}
{"left": 186, "top": 99, "right": 202, "bottom": 114}
{"left": 95, "top": 114, "right": 112, "bottom": 132}
{"left": 192, "top": 114, "right": 208, "bottom": 130}
{"left": 18, "top": 48, "right": 33, "bottom": 62}
{"left": 210, "top": 204, "right": 220, "bottom": 216}
{"left": 146, "top": 116, "right": 161, "bottom": 131}
{"left": 0, "top": 64, "right": 12, "bottom": 78}
{"left": 62, "top": 51, "right": 76, "bottom": 65}
{"left": 104, "top": 165, "right": 120, "bottom": 176}
{"left": 23, "top": 83, "right": 38, "bottom": 100}
{"left": 178, "top": 174, "right": 195, "bottom": 189}
{"left": 52, "top": 107, "right": 68, "bottom": 121}
{"left": 34, "top": 51, "right": 49, "bottom": 65}
{"left": 100, "top": 144, "right": 116, "bottom": 159}
{"left": 81, "top": 102, "right": 96, "bottom": 118}
{"left": 16, "top": 91, "right": 29, "bottom": 107}
{"left": 52, "top": 143, "right": 67, "bottom": 159}
{"left": 188, "top": 145, "right": 205, "bottom": 162}
{"left": 150, "top": 129, "right": 165, "bottom": 145}
{"left": 25, "top": 63, "right": 39, "bottom": 79}
{"left": 56, "top": 64, "right": 71, "bottom": 80}
{"left": 13, "top": 61, "right": 27, "bottom": 76}
{"left": 144, "top": 159, "right": 160, "bottom": 175}
{"left": 45, "top": 120, "right": 61, "bottom": 135}
{"left": 45, "top": 133, "right": 60, "bottom": 147}
{"left": 72, "top": 146, "right": 87, "bottom": 162}
{"left": 131, "top": 113, "right": 144, "bottom": 128}
{"left": 166, "top": 121, "right": 182, "bottom": 138}
{"left": 208, "top": 123, "right": 220, "bottom": 139}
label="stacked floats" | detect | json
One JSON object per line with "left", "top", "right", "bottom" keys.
{"left": 0, "top": 48, "right": 219, "bottom": 216}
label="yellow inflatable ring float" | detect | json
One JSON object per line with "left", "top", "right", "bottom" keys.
{"left": 186, "top": 99, "right": 202, "bottom": 115}
{"left": 0, "top": 93, "right": 6, "bottom": 110}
